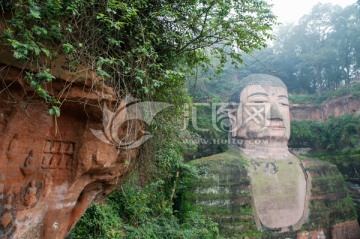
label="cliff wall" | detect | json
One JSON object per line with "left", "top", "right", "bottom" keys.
{"left": 290, "top": 95, "right": 360, "bottom": 121}
{"left": 0, "top": 63, "right": 142, "bottom": 239}
{"left": 187, "top": 150, "right": 360, "bottom": 239}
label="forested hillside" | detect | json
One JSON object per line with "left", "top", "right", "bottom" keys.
{"left": 188, "top": 2, "right": 360, "bottom": 102}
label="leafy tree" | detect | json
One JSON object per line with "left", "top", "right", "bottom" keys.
{"left": 1, "top": 0, "right": 276, "bottom": 102}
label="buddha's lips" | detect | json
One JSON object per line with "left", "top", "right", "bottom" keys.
{"left": 269, "top": 126, "right": 285, "bottom": 130}
{"left": 268, "top": 121, "right": 284, "bottom": 129}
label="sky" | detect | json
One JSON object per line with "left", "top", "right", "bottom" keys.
{"left": 269, "top": 0, "right": 357, "bottom": 24}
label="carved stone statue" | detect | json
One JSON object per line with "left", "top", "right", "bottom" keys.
{"left": 227, "top": 74, "right": 307, "bottom": 231}
{"left": 228, "top": 74, "right": 290, "bottom": 155}
{"left": 189, "top": 74, "right": 360, "bottom": 238}
{"left": 0, "top": 56, "right": 143, "bottom": 238}
{"left": 24, "top": 180, "right": 38, "bottom": 207}
{"left": 1, "top": 194, "right": 13, "bottom": 225}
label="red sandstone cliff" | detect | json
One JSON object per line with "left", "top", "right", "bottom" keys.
{"left": 290, "top": 95, "right": 360, "bottom": 121}
{"left": 0, "top": 62, "right": 142, "bottom": 239}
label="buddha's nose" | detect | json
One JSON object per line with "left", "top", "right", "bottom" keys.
{"left": 269, "top": 103, "right": 283, "bottom": 121}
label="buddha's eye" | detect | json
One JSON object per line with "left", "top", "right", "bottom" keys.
{"left": 279, "top": 102, "right": 289, "bottom": 107}
{"left": 249, "top": 98, "right": 268, "bottom": 104}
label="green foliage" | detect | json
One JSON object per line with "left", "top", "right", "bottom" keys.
{"left": 268, "top": 2, "right": 360, "bottom": 93}
{"left": 25, "top": 70, "right": 60, "bottom": 115}
{"left": 291, "top": 112, "right": 360, "bottom": 224}
{"left": 68, "top": 203, "right": 124, "bottom": 239}
{"left": 71, "top": 161, "right": 222, "bottom": 239}
{"left": 306, "top": 147, "right": 360, "bottom": 180}
{"left": 185, "top": 104, "right": 229, "bottom": 159}
{"left": 303, "top": 194, "right": 357, "bottom": 230}
{"left": 71, "top": 98, "right": 222, "bottom": 238}
{"left": 289, "top": 83, "right": 360, "bottom": 104}
{"left": 1, "top": 0, "right": 276, "bottom": 114}
{"left": 289, "top": 114, "right": 360, "bottom": 151}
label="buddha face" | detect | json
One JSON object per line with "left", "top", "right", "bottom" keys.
{"left": 230, "top": 84, "right": 290, "bottom": 141}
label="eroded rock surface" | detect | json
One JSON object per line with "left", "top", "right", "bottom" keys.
{"left": 300, "top": 159, "right": 360, "bottom": 238}
{"left": 290, "top": 95, "right": 360, "bottom": 121}
{"left": 189, "top": 151, "right": 360, "bottom": 238}
{"left": 188, "top": 150, "right": 258, "bottom": 238}
{"left": 331, "top": 220, "right": 360, "bottom": 239}
{"left": 0, "top": 64, "right": 142, "bottom": 239}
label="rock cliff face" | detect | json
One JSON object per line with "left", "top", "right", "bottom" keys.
{"left": 331, "top": 220, "right": 360, "bottom": 239}
{"left": 299, "top": 158, "right": 360, "bottom": 239}
{"left": 187, "top": 151, "right": 259, "bottom": 238}
{"left": 188, "top": 150, "right": 360, "bottom": 238}
{"left": 0, "top": 64, "right": 142, "bottom": 238}
{"left": 290, "top": 95, "right": 360, "bottom": 121}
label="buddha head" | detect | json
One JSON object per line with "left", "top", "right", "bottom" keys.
{"left": 228, "top": 74, "right": 290, "bottom": 151}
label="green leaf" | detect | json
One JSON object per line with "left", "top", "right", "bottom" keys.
{"left": 32, "top": 26, "right": 47, "bottom": 36}
{"left": 34, "top": 47, "right": 40, "bottom": 56}
{"left": 13, "top": 51, "right": 25, "bottom": 59}
{"left": 41, "top": 48, "right": 51, "bottom": 57}
{"left": 3, "top": 29, "right": 13, "bottom": 38}
{"left": 36, "top": 69, "right": 55, "bottom": 82}
{"left": 135, "top": 76, "right": 143, "bottom": 84}
{"left": 52, "top": 106, "right": 60, "bottom": 117}
{"left": 30, "top": 81, "right": 38, "bottom": 87}
{"left": 8, "top": 39, "right": 21, "bottom": 49}
{"left": 97, "top": 69, "right": 111, "bottom": 78}
{"left": 63, "top": 43, "right": 74, "bottom": 54}
{"left": 36, "top": 87, "right": 47, "bottom": 96}
{"left": 49, "top": 106, "right": 60, "bottom": 117}
{"left": 29, "top": 7, "right": 41, "bottom": 19}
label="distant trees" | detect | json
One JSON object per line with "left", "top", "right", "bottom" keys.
{"left": 289, "top": 114, "right": 360, "bottom": 151}
{"left": 189, "top": 2, "right": 360, "bottom": 98}
{"left": 257, "top": 2, "right": 360, "bottom": 93}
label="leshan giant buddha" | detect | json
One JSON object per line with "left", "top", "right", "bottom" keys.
{"left": 188, "top": 74, "right": 360, "bottom": 238}
{"left": 227, "top": 74, "right": 307, "bottom": 230}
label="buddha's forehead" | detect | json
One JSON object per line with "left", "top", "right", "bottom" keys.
{"left": 229, "top": 74, "right": 287, "bottom": 103}
{"left": 241, "top": 85, "right": 288, "bottom": 98}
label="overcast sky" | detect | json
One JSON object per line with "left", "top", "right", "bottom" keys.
{"left": 269, "top": 0, "right": 357, "bottom": 24}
